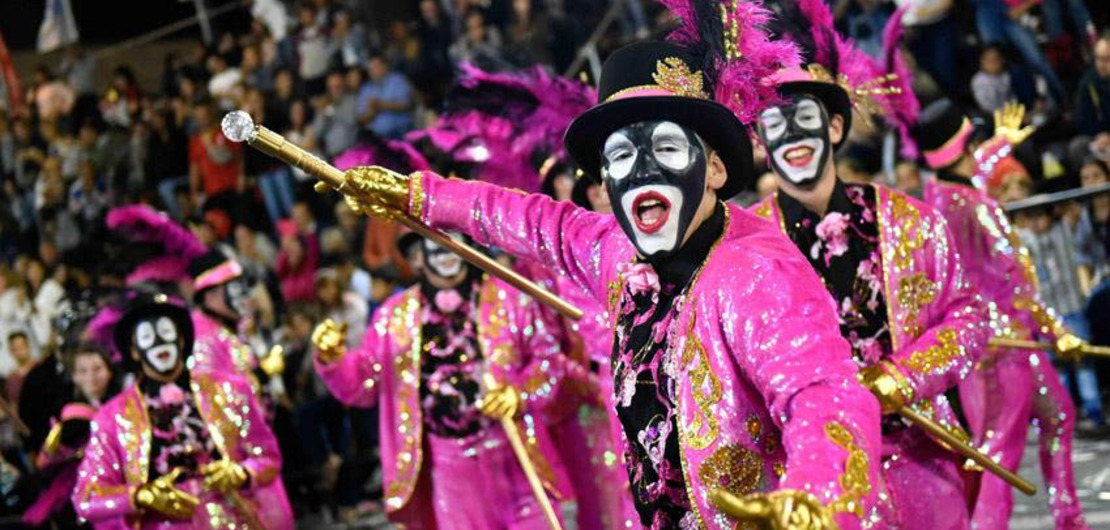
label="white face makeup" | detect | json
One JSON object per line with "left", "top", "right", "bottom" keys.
{"left": 224, "top": 278, "right": 252, "bottom": 318}
{"left": 618, "top": 184, "right": 686, "bottom": 255}
{"left": 601, "top": 120, "right": 706, "bottom": 260}
{"left": 759, "top": 97, "right": 830, "bottom": 187}
{"left": 423, "top": 239, "right": 464, "bottom": 278}
{"left": 135, "top": 316, "right": 181, "bottom": 375}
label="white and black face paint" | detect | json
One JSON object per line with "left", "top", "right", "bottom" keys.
{"left": 422, "top": 236, "right": 465, "bottom": 279}
{"left": 601, "top": 121, "right": 707, "bottom": 259}
{"left": 223, "top": 277, "right": 252, "bottom": 319}
{"left": 135, "top": 316, "right": 181, "bottom": 374}
{"left": 759, "top": 95, "right": 831, "bottom": 187}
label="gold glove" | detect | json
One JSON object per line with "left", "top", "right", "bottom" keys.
{"left": 312, "top": 319, "right": 348, "bottom": 364}
{"left": 260, "top": 345, "right": 286, "bottom": 377}
{"left": 133, "top": 468, "right": 199, "bottom": 520}
{"left": 1055, "top": 333, "right": 1085, "bottom": 362}
{"left": 993, "top": 102, "right": 1036, "bottom": 146}
{"left": 709, "top": 489, "right": 839, "bottom": 530}
{"left": 478, "top": 383, "right": 522, "bottom": 420}
{"left": 858, "top": 363, "right": 911, "bottom": 415}
{"left": 314, "top": 166, "right": 411, "bottom": 218}
{"left": 202, "top": 458, "right": 249, "bottom": 494}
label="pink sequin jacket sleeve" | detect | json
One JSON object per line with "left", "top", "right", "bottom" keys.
{"left": 314, "top": 301, "right": 392, "bottom": 409}
{"left": 72, "top": 401, "right": 135, "bottom": 526}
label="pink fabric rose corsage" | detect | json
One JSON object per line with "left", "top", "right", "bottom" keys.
{"left": 618, "top": 262, "right": 661, "bottom": 300}
{"left": 159, "top": 383, "right": 186, "bottom": 405}
{"left": 434, "top": 289, "right": 464, "bottom": 313}
{"left": 812, "top": 212, "right": 851, "bottom": 264}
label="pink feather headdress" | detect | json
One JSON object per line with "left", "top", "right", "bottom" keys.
{"left": 657, "top": 0, "right": 802, "bottom": 124}
{"left": 407, "top": 64, "right": 596, "bottom": 191}
{"left": 333, "top": 134, "right": 431, "bottom": 174}
{"left": 765, "top": 0, "right": 916, "bottom": 146}
{"left": 106, "top": 205, "right": 206, "bottom": 287}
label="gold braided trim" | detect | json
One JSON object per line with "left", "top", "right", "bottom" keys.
{"left": 409, "top": 171, "right": 426, "bottom": 220}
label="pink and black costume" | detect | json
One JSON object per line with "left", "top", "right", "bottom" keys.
{"left": 316, "top": 271, "right": 574, "bottom": 530}
{"left": 73, "top": 295, "right": 291, "bottom": 530}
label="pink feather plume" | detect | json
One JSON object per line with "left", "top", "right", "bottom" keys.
{"left": 107, "top": 205, "right": 206, "bottom": 260}
{"left": 659, "top": 0, "right": 801, "bottom": 124}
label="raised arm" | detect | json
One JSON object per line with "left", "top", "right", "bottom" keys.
{"left": 733, "top": 254, "right": 883, "bottom": 530}
{"left": 337, "top": 167, "right": 629, "bottom": 306}
{"left": 887, "top": 213, "right": 988, "bottom": 402}
{"left": 312, "top": 301, "right": 397, "bottom": 408}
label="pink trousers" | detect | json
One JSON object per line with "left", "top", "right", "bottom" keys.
{"left": 427, "top": 429, "right": 561, "bottom": 530}
{"left": 884, "top": 428, "right": 972, "bottom": 530}
{"left": 961, "top": 350, "right": 1089, "bottom": 530}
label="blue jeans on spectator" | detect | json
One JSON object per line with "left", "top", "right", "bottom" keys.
{"left": 976, "top": 6, "right": 1069, "bottom": 106}
{"left": 1060, "top": 312, "right": 1105, "bottom": 425}
{"left": 1040, "top": 0, "right": 1093, "bottom": 41}
{"left": 295, "top": 395, "right": 351, "bottom": 467}
{"left": 157, "top": 176, "right": 188, "bottom": 219}
{"left": 908, "top": 16, "right": 962, "bottom": 96}
{"left": 259, "top": 167, "right": 295, "bottom": 224}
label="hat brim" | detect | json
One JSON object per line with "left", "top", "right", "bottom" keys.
{"left": 396, "top": 231, "right": 423, "bottom": 257}
{"left": 565, "top": 97, "right": 754, "bottom": 200}
{"left": 779, "top": 81, "right": 853, "bottom": 148}
{"left": 114, "top": 302, "right": 194, "bottom": 370}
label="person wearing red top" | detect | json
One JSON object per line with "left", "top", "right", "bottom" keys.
{"left": 189, "top": 99, "right": 244, "bottom": 209}
{"left": 276, "top": 220, "right": 319, "bottom": 304}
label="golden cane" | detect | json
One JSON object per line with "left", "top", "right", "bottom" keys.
{"left": 482, "top": 373, "right": 564, "bottom": 530}
{"left": 203, "top": 393, "right": 266, "bottom": 530}
{"left": 221, "top": 111, "right": 583, "bottom": 321}
{"left": 897, "top": 406, "right": 1037, "bottom": 496}
{"left": 989, "top": 337, "right": 1110, "bottom": 359}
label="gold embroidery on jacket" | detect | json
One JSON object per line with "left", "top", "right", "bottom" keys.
{"left": 825, "top": 422, "right": 871, "bottom": 517}
{"left": 680, "top": 308, "right": 722, "bottom": 450}
{"left": 897, "top": 273, "right": 937, "bottom": 338}
{"left": 385, "top": 292, "right": 423, "bottom": 513}
{"left": 904, "top": 328, "right": 962, "bottom": 375}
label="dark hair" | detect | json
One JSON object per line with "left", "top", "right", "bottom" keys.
{"left": 69, "top": 341, "right": 122, "bottom": 403}
{"left": 7, "top": 331, "right": 28, "bottom": 344}
{"left": 1080, "top": 156, "right": 1109, "bottom": 176}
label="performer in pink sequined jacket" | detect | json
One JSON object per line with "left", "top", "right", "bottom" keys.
{"left": 331, "top": 42, "right": 884, "bottom": 530}
{"left": 187, "top": 250, "right": 259, "bottom": 379}
{"left": 313, "top": 231, "right": 574, "bottom": 530}
{"left": 914, "top": 99, "right": 1090, "bottom": 530}
{"left": 73, "top": 294, "right": 291, "bottom": 530}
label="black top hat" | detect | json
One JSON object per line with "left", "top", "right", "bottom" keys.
{"left": 396, "top": 227, "right": 422, "bottom": 257}
{"left": 114, "top": 293, "right": 194, "bottom": 371}
{"left": 564, "top": 41, "right": 754, "bottom": 200}
{"left": 188, "top": 249, "right": 243, "bottom": 294}
{"left": 912, "top": 99, "right": 973, "bottom": 169}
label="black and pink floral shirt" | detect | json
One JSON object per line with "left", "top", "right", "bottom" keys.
{"left": 611, "top": 205, "right": 724, "bottom": 530}
{"left": 418, "top": 280, "right": 491, "bottom": 439}
{"left": 777, "top": 181, "right": 891, "bottom": 362}
{"left": 140, "top": 376, "right": 218, "bottom": 480}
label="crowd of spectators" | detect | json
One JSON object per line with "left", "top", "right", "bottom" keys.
{"left": 0, "top": 0, "right": 1107, "bottom": 525}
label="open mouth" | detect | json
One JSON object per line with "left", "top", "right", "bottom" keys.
{"left": 631, "top": 191, "right": 671, "bottom": 234}
{"left": 783, "top": 145, "right": 815, "bottom": 168}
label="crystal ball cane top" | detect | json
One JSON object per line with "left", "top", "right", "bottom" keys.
{"left": 221, "top": 111, "right": 256, "bottom": 143}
